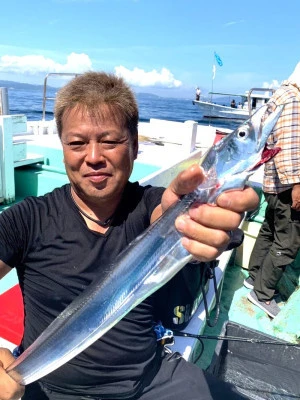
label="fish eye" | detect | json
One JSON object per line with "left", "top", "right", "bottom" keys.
{"left": 236, "top": 127, "right": 249, "bottom": 140}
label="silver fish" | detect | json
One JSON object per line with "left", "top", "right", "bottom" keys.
{"left": 7, "top": 103, "right": 283, "bottom": 385}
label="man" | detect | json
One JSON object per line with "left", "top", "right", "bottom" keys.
{"left": 230, "top": 99, "right": 237, "bottom": 108}
{"left": 245, "top": 62, "right": 300, "bottom": 318}
{"left": 0, "top": 72, "right": 257, "bottom": 400}
{"left": 195, "top": 87, "right": 201, "bottom": 101}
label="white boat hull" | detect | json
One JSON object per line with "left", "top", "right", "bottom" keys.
{"left": 193, "top": 100, "right": 248, "bottom": 120}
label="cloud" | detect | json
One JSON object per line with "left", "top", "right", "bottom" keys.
{"left": 224, "top": 20, "right": 245, "bottom": 27}
{"left": 262, "top": 79, "right": 280, "bottom": 89}
{"left": 115, "top": 66, "right": 182, "bottom": 88}
{"left": 0, "top": 52, "right": 92, "bottom": 75}
{"left": 0, "top": 51, "right": 182, "bottom": 89}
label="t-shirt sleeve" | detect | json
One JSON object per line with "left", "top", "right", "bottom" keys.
{"left": 142, "top": 185, "right": 165, "bottom": 219}
{"left": 0, "top": 201, "right": 31, "bottom": 267}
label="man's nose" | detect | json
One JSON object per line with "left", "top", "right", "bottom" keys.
{"left": 85, "top": 142, "right": 105, "bottom": 163}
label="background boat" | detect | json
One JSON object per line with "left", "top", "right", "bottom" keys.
{"left": 193, "top": 88, "right": 275, "bottom": 121}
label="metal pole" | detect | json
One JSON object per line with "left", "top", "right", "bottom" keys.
{"left": 0, "top": 87, "right": 9, "bottom": 115}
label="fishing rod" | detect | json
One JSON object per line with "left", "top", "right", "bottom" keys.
{"left": 174, "top": 331, "right": 300, "bottom": 347}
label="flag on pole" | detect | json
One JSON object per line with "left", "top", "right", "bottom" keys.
{"left": 214, "top": 51, "right": 223, "bottom": 67}
{"left": 212, "top": 64, "right": 216, "bottom": 80}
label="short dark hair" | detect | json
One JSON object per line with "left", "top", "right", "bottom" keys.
{"left": 54, "top": 71, "right": 139, "bottom": 138}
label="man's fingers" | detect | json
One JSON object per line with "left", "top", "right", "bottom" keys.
{"left": 163, "top": 167, "right": 259, "bottom": 215}
{"left": 0, "top": 349, "right": 25, "bottom": 400}
{"left": 181, "top": 238, "right": 224, "bottom": 262}
{"left": 176, "top": 213, "right": 230, "bottom": 247}
{"left": 161, "top": 164, "right": 204, "bottom": 212}
{"left": 169, "top": 164, "right": 204, "bottom": 196}
{"left": 175, "top": 212, "right": 233, "bottom": 262}
{"left": 175, "top": 200, "right": 246, "bottom": 262}
{"left": 0, "top": 348, "right": 15, "bottom": 369}
{"left": 216, "top": 186, "right": 259, "bottom": 213}
{"left": 187, "top": 203, "right": 243, "bottom": 230}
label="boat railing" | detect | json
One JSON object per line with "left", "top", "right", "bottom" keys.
{"left": 42, "top": 73, "right": 81, "bottom": 121}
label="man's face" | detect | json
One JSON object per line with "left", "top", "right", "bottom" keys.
{"left": 61, "top": 107, "right": 138, "bottom": 204}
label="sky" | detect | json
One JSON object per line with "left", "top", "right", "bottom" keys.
{"left": 0, "top": 0, "right": 299, "bottom": 99}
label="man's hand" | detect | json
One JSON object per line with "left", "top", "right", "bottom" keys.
{"left": 0, "top": 348, "right": 24, "bottom": 400}
{"left": 154, "top": 164, "right": 259, "bottom": 262}
{"left": 292, "top": 184, "right": 300, "bottom": 211}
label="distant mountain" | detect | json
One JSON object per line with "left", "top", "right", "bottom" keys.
{"left": 0, "top": 80, "right": 45, "bottom": 91}
{"left": 0, "top": 80, "right": 61, "bottom": 93}
{"left": 0, "top": 80, "right": 238, "bottom": 106}
{"left": 135, "top": 92, "right": 160, "bottom": 99}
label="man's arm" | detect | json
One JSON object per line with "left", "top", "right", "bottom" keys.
{"left": 0, "top": 260, "right": 23, "bottom": 400}
{"left": 0, "top": 264, "right": 21, "bottom": 400}
{"left": 292, "top": 184, "right": 300, "bottom": 211}
{"left": 151, "top": 164, "right": 259, "bottom": 262}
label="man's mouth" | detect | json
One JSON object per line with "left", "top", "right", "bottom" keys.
{"left": 84, "top": 172, "right": 111, "bottom": 184}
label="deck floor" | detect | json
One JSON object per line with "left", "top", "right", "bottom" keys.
{"left": 195, "top": 252, "right": 288, "bottom": 370}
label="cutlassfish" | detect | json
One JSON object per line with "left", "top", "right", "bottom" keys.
{"left": 7, "top": 103, "right": 283, "bottom": 385}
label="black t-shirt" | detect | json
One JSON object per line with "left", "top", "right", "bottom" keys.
{"left": 0, "top": 182, "right": 165, "bottom": 397}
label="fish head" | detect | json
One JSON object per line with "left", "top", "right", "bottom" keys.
{"left": 200, "top": 103, "right": 284, "bottom": 201}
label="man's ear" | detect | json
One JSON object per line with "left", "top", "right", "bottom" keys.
{"left": 133, "top": 136, "right": 139, "bottom": 159}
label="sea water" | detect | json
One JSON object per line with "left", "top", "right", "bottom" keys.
{"left": 2, "top": 81, "right": 239, "bottom": 130}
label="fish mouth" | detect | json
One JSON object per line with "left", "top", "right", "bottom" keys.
{"left": 248, "top": 104, "right": 271, "bottom": 152}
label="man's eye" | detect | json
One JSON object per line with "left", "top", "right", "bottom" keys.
{"left": 68, "top": 141, "right": 86, "bottom": 150}
{"left": 101, "top": 141, "right": 119, "bottom": 149}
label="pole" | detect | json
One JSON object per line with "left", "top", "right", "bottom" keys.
{"left": 0, "top": 87, "right": 10, "bottom": 115}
